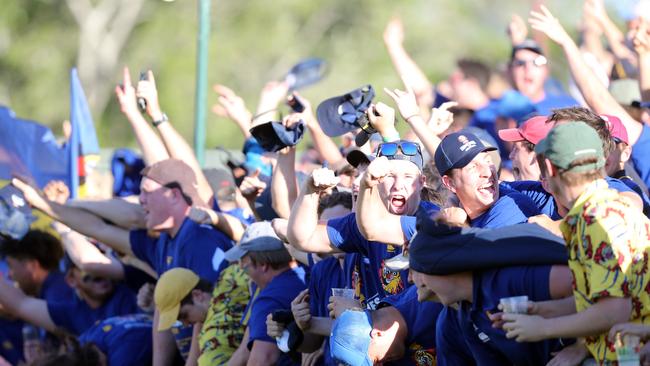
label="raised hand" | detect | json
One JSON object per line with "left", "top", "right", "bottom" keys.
{"left": 115, "top": 66, "right": 140, "bottom": 116}
{"left": 529, "top": 5, "right": 573, "bottom": 46}
{"left": 239, "top": 169, "right": 267, "bottom": 200}
{"left": 11, "top": 178, "right": 47, "bottom": 210}
{"left": 43, "top": 180, "right": 70, "bottom": 204}
{"left": 362, "top": 156, "right": 391, "bottom": 189}
{"left": 308, "top": 167, "right": 340, "bottom": 194}
{"left": 136, "top": 70, "right": 164, "bottom": 121}
{"left": 428, "top": 101, "right": 458, "bottom": 136}
{"left": 631, "top": 21, "right": 650, "bottom": 56}
{"left": 508, "top": 14, "right": 529, "bottom": 46}
{"left": 367, "top": 102, "right": 397, "bottom": 138}
{"left": 212, "top": 84, "right": 253, "bottom": 135}
{"left": 384, "top": 84, "right": 419, "bottom": 122}
{"left": 383, "top": 17, "right": 404, "bottom": 48}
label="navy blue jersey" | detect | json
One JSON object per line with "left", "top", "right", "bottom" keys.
{"left": 247, "top": 268, "right": 307, "bottom": 366}
{"left": 47, "top": 283, "right": 138, "bottom": 335}
{"left": 79, "top": 314, "right": 152, "bottom": 366}
{"left": 129, "top": 217, "right": 232, "bottom": 282}
{"left": 470, "top": 191, "right": 540, "bottom": 228}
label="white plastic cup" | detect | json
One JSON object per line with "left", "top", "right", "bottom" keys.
{"left": 615, "top": 334, "right": 640, "bottom": 366}
{"left": 499, "top": 296, "right": 529, "bottom": 314}
{"left": 331, "top": 288, "right": 355, "bottom": 299}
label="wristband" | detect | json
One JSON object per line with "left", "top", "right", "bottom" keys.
{"left": 382, "top": 132, "right": 401, "bottom": 142}
{"left": 152, "top": 113, "right": 168, "bottom": 127}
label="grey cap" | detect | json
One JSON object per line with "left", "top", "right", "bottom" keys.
{"left": 224, "top": 221, "right": 285, "bottom": 262}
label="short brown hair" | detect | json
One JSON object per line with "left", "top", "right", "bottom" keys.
{"left": 318, "top": 191, "right": 353, "bottom": 218}
{"left": 538, "top": 155, "right": 605, "bottom": 187}
{"left": 457, "top": 59, "right": 491, "bottom": 93}
{"left": 247, "top": 249, "right": 292, "bottom": 270}
{"left": 547, "top": 107, "right": 613, "bottom": 158}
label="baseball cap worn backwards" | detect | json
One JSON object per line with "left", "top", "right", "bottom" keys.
{"left": 498, "top": 115, "right": 552, "bottom": 145}
{"left": 141, "top": 159, "right": 202, "bottom": 206}
{"left": 434, "top": 132, "right": 496, "bottom": 176}
{"left": 330, "top": 310, "right": 373, "bottom": 366}
{"left": 534, "top": 122, "right": 605, "bottom": 172}
{"left": 224, "top": 221, "right": 285, "bottom": 262}
{"left": 154, "top": 268, "right": 200, "bottom": 331}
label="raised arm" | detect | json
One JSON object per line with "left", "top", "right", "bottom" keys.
{"left": 13, "top": 178, "right": 133, "bottom": 256}
{"left": 384, "top": 85, "right": 456, "bottom": 157}
{"left": 0, "top": 278, "right": 56, "bottom": 333}
{"left": 115, "top": 67, "right": 169, "bottom": 165}
{"left": 355, "top": 156, "right": 408, "bottom": 245}
{"left": 187, "top": 206, "right": 246, "bottom": 242}
{"left": 383, "top": 17, "right": 434, "bottom": 113}
{"left": 297, "top": 93, "right": 345, "bottom": 168}
{"left": 270, "top": 115, "right": 301, "bottom": 219}
{"left": 287, "top": 169, "right": 341, "bottom": 254}
{"left": 530, "top": 5, "right": 644, "bottom": 144}
{"left": 212, "top": 84, "right": 254, "bottom": 139}
{"left": 54, "top": 223, "right": 125, "bottom": 280}
{"left": 138, "top": 70, "right": 212, "bottom": 207}
{"left": 252, "top": 81, "right": 288, "bottom": 128}
{"left": 68, "top": 197, "right": 145, "bottom": 229}
{"left": 584, "top": 0, "right": 638, "bottom": 66}
{"left": 632, "top": 21, "right": 650, "bottom": 102}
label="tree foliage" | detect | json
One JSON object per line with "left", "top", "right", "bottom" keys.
{"left": 1, "top": 0, "right": 582, "bottom": 150}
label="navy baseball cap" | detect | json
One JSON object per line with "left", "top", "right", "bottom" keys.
{"left": 316, "top": 85, "right": 375, "bottom": 138}
{"left": 284, "top": 58, "right": 328, "bottom": 92}
{"left": 511, "top": 39, "right": 544, "bottom": 59}
{"left": 434, "top": 132, "right": 496, "bottom": 176}
{"left": 330, "top": 310, "right": 373, "bottom": 366}
{"left": 249, "top": 120, "right": 305, "bottom": 152}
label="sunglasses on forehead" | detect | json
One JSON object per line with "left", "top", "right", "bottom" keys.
{"left": 376, "top": 141, "right": 422, "bottom": 158}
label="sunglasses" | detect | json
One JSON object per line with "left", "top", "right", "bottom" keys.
{"left": 376, "top": 141, "right": 422, "bottom": 158}
{"left": 511, "top": 55, "right": 547, "bottom": 68}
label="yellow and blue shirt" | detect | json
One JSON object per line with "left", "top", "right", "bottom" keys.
{"left": 561, "top": 179, "right": 650, "bottom": 362}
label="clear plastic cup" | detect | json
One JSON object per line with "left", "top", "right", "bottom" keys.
{"left": 499, "top": 296, "right": 529, "bottom": 314}
{"left": 615, "top": 333, "right": 640, "bottom": 366}
{"left": 331, "top": 288, "right": 355, "bottom": 299}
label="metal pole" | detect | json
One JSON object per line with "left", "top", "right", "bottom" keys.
{"left": 193, "top": 0, "right": 211, "bottom": 167}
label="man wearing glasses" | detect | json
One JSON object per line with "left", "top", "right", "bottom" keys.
{"left": 509, "top": 39, "right": 578, "bottom": 115}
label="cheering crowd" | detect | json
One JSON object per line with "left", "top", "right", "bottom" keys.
{"left": 1, "top": 1, "right": 650, "bottom": 365}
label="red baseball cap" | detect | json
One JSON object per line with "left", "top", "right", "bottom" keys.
{"left": 498, "top": 115, "right": 553, "bottom": 145}
{"left": 601, "top": 114, "right": 629, "bottom": 145}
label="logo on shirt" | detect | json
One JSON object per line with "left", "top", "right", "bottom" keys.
{"left": 102, "top": 325, "right": 113, "bottom": 333}
{"left": 409, "top": 343, "right": 435, "bottom": 366}
{"left": 457, "top": 135, "right": 477, "bottom": 152}
{"left": 166, "top": 256, "right": 173, "bottom": 265}
{"left": 379, "top": 260, "right": 404, "bottom": 295}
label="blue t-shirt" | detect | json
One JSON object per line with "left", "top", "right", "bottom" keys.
{"left": 502, "top": 177, "right": 636, "bottom": 219}
{"left": 39, "top": 271, "right": 75, "bottom": 302}
{"left": 247, "top": 268, "right": 307, "bottom": 366}
{"left": 437, "top": 266, "right": 567, "bottom": 365}
{"left": 631, "top": 124, "right": 650, "bottom": 190}
{"left": 469, "top": 100, "right": 501, "bottom": 136}
{"left": 79, "top": 314, "right": 152, "bottom": 366}
{"left": 381, "top": 286, "right": 442, "bottom": 366}
{"left": 533, "top": 93, "right": 578, "bottom": 116}
{"left": 470, "top": 190, "right": 540, "bottom": 228}
{"left": 327, "top": 213, "right": 410, "bottom": 309}
{"left": 309, "top": 257, "right": 346, "bottom": 366}
{"left": 0, "top": 317, "right": 24, "bottom": 365}
{"left": 129, "top": 217, "right": 233, "bottom": 282}
{"left": 47, "top": 283, "right": 139, "bottom": 335}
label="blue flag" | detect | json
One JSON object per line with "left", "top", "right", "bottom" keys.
{"left": 69, "top": 68, "right": 100, "bottom": 198}
{"left": 0, "top": 106, "right": 70, "bottom": 188}
{"left": 0, "top": 68, "right": 100, "bottom": 197}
